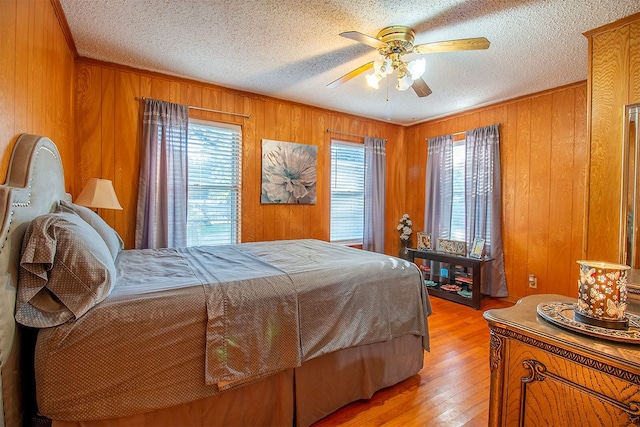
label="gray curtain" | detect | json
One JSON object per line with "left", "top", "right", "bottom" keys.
{"left": 465, "top": 124, "right": 508, "bottom": 297}
{"left": 363, "top": 137, "right": 386, "bottom": 253}
{"left": 135, "top": 98, "right": 189, "bottom": 249}
{"left": 424, "top": 134, "right": 454, "bottom": 244}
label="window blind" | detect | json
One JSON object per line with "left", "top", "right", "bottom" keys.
{"left": 330, "top": 141, "right": 364, "bottom": 243}
{"left": 450, "top": 141, "right": 466, "bottom": 241}
{"left": 187, "top": 119, "right": 242, "bottom": 246}
{"left": 450, "top": 141, "right": 492, "bottom": 246}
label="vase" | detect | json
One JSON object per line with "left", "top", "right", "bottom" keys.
{"left": 399, "top": 239, "right": 411, "bottom": 259}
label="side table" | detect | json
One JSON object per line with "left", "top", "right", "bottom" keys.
{"left": 484, "top": 294, "right": 640, "bottom": 427}
{"left": 406, "top": 248, "right": 492, "bottom": 310}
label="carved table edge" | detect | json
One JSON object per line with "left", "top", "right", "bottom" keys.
{"left": 488, "top": 326, "right": 640, "bottom": 384}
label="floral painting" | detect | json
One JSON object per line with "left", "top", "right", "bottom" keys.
{"left": 261, "top": 139, "right": 317, "bottom": 204}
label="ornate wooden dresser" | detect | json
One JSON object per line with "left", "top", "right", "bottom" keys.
{"left": 484, "top": 294, "right": 640, "bottom": 426}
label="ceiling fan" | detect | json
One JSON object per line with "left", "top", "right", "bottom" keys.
{"left": 327, "top": 26, "right": 490, "bottom": 98}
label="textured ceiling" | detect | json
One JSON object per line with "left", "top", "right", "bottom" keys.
{"left": 59, "top": 0, "right": 640, "bottom": 126}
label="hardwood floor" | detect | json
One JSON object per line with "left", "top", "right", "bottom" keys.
{"left": 312, "top": 296, "right": 514, "bottom": 427}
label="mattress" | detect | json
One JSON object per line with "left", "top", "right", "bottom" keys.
{"left": 35, "top": 239, "right": 430, "bottom": 420}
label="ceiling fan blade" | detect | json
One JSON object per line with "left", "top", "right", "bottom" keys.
{"left": 327, "top": 61, "right": 374, "bottom": 89}
{"left": 412, "top": 78, "right": 432, "bottom": 98}
{"left": 339, "top": 31, "right": 386, "bottom": 49}
{"left": 413, "top": 37, "right": 490, "bottom": 54}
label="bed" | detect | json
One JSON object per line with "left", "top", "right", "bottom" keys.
{"left": 0, "top": 134, "right": 431, "bottom": 427}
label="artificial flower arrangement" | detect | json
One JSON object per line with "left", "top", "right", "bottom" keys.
{"left": 397, "top": 214, "right": 413, "bottom": 242}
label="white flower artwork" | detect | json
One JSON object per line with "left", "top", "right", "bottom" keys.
{"left": 261, "top": 139, "right": 317, "bottom": 204}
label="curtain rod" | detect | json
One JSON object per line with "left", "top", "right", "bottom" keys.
{"left": 138, "top": 96, "right": 251, "bottom": 119}
{"left": 425, "top": 130, "right": 466, "bottom": 141}
{"left": 326, "top": 129, "right": 387, "bottom": 141}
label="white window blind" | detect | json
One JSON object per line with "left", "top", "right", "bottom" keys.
{"left": 187, "top": 119, "right": 241, "bottom": 246}
{"left": 330, "top": 140, "right": 364, "bottom": 244}
{"left": 450, "top": 141, "right": 466, "bottom": 241}
{"left": 449, "top": 140, "right": 492, "bottom": 246}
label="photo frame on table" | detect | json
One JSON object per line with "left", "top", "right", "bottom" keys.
{"left": 469, "top": 237, "right": 485, "bottom": 259}
{"left": 436, "top": 238, "right": 467, "bottom": 256}
{"left": 417, "top": 232, "right": 432, "bottom": 250}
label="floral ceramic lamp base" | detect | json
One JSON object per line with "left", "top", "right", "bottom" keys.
{"left": 576, "top": 260, "right": 630, "bottom": 330}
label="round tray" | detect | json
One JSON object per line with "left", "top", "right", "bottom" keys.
{"left": 536, "top": 302, "right": 640, "bottom": 344}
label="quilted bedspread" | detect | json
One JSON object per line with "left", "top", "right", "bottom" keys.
{"left": 35, "top": 239, "right": 430, "bottom": 420}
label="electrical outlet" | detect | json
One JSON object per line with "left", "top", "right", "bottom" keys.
{"left": 528, "top": 274, "right": 537, "bottom": 288}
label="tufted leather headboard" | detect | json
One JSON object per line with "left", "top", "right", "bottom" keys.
{"left": 0, "top": 135, "right": 69, "bottom": 427}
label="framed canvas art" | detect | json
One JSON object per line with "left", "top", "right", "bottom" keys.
{"left": 261, "top": 139, "right": 317, "bottom": 204}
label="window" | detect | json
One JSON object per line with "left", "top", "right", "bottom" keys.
{"left": 187, "top": 119, "right": 241, "bottom": 246}
{"left": 330, "top": 141, "right": 364, "bottom": 244}
{"left": 450, "top": 141, "right": 466, "bottom": 241}
{"left": 449, "top": 139, "right": 492, "bottom": 245}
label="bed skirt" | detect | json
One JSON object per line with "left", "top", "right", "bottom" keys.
{"left": 50, "top": 334, "right": 424, "bottom": 427}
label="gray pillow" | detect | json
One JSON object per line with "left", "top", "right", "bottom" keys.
{"left": 57, "top": 200, "right": 124, "bottom": 260}
{"left": 15, "top": 212, "right": 116, "bottom": 328}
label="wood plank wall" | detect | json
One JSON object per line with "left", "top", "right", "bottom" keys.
{"left": 404, "top": 82, "right": 588, "bottom": 300}
{"left": 585, "top": 13, "right": 640, "bottom": 262}
{"left": 0, "top": 0, "right": 75, "bottom": 185}
{"left": 74, "top": 59, "right": 407, "bottom": 254}
{"left": 7, "top": 0, "right": 624, "bottom": 302}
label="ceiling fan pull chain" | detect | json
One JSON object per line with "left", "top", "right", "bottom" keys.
{"left": 386, "top": 75, "right": 390, "bottom": 102}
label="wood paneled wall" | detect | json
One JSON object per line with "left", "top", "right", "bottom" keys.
{"left": 9, "top": 0, "right": 626, "bottom": 303}
{"left": 405, "top": 82, "right": 588, "bottom": 301}
{"left": 74, "top": 59, "right": 407, "bottom": 253}
{"left": 585, "top": 13, "right": 640, "bottom": 262}
{"left": 0, "top": 0, "right": 75, "bottom": 185}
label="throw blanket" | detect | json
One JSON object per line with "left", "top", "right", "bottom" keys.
{"left": 181, "top": 239, "right": 429, "bottom": 387}
{"left": 177, "top": 246, "right": 300, "bottom": 387}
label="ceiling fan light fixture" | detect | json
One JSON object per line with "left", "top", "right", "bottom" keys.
{"left": 396, "top": 73, "right": 413, "bottom": 91}
{"left": 407, "top": 58, "right": 426, "bottom": 80}
{"left": 366, "top": 72, "right": 382, "bottom": 89}
{"left": 330, "top": 26, "right": 489, "bottom": 99}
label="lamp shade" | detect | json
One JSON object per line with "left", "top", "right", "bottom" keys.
{"left": 407, "top": 58, "right": 426, "bottom": 80}
{"left": 74, "top": 178, "right": 123, "bottom": 210}
{"left": 366, "top": 72, "right": 382, "bottom": 89}
{"left": 396, "top": 73, "right": 413, "bottom": 91}
{"left": 575, "top": 260, "right": 630, "bottom": 329}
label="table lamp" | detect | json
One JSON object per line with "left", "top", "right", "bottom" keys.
{"left": 576, "top": 260, "right": 630, "bottom": 330}
{"left": 74, "top": 178, "right": 123, "bottom": 210}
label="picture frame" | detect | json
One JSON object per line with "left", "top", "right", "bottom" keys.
{"left": 436, "top": 238, "right": 467, "bottom": 256}
{"left": 416, "top": 232, "right": 432, "bottom": 250}
{"left": 469, "top": 237, "right": 485, "bottom": 259}
{"left": 261, "top": 139, "right": 317, "bottom": 204}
